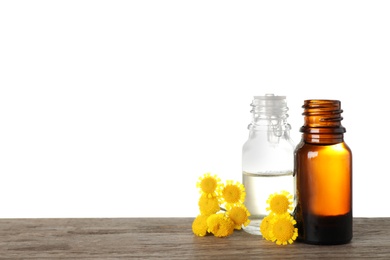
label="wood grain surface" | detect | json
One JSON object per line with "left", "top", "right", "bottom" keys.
{"left": 0, "top": 218, "right": 388, "bottom": 259}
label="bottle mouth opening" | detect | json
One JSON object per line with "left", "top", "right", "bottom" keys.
{"left": 302, "top": 100, "right": 342, "bottom": 115}
{"left": 254, "top": 93, "right": 286, "bottom": 101}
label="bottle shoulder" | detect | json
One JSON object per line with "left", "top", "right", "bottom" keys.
{"left": 244, "top": 135, "right": 295, "bottom": 145}
{"left": 295, "top": 140, "right": 352, "bottom": 156}
{"left": 243, "top": 136, "right": 296, "bottom": 153}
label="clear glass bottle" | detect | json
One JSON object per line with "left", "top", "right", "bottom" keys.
{"left": 242, "top": 94, "right": 295, "bottom": 235}
{"left": 293, "top": 99, "right": 352, "bottom": 245}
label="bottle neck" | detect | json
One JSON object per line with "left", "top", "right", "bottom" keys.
{"left": 249, "top": 118, "right": 291, "bottom": 133}
{"left": 248, "top": 94, "right": 291, "bottom": 142}
{"left": 300, "top": 100, "right": 346, "bottom": 144}
{"left": 249, "top": 94, "right": 290, "bottom": 129}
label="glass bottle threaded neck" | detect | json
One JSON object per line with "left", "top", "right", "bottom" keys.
{"left": 250, "top": 94, "right": 289, "bottom": 127}
{"left": 300, "top": 99, "right": 346, "bottom": 144}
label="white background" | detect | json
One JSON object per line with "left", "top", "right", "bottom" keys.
{"left": 0, "top": 1, "right": 389, "bottom": 218}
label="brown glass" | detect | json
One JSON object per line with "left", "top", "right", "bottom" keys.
{"left": 293, "top": 100, "right": 352, "bottom": 245}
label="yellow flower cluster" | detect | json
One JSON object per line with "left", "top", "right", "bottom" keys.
{"left": 260, "top": 190, "right": 298, "bottom": 245}
{"left": 192, "top": 173, "right": 251, "bottom": 237}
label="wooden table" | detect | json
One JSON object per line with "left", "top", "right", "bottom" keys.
{"left": 0, "top": 218, "right": 388, "bottom": 258}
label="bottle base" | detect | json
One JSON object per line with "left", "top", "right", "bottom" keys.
{"left": 297, "top": 237, "right": 352, "bottom": 245}
{"left": 242, "top": 219, "right": 262, "bottom": 235}
{"left": 296, "top": 212, "right": 353, "bottom": 245}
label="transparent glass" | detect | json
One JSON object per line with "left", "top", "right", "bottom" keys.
{"left": 293, "top": 100, "right": 352, "bottom": 245}
{"left": 242, "top": 94, "right": 295, "bottom": 235}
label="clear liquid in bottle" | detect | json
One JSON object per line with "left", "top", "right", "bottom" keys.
{"left": 243, "top": 171, "right": 294, "bottom": 235}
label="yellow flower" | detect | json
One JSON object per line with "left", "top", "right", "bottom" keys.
{"left": 269, "top": 213, "right": 298, "bottom": 245}
{"left": 260, "top": 214, "right": 274, "bottom": 241}
{"left": 226, "top": 204, "right": 251, "bottom": 230}
{"left": 196, "top": 173, "right": 221, "bottom": 198}
{"left": 207, "top": 213, "right": 235, "bottom": 237}
{"left": 198, "top": 194, "right": 220, "bottom": 216}
{"left": 219, "top": 180, "right": 246, "bottom": 206}
{"left": 266, "top": 190, "right": 293, "bottom": 215}
{"left": 192, "top": 215, "right": 209, "bottom": 237}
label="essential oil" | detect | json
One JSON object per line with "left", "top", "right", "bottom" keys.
{"left": 242, "top": 95, "right": 295, "bottom": 236}
{"left": 293, "top": 100, "right": 352, "bottom": 245}
{"left": 243, "top": 171, "right": 294, "bottom": 235}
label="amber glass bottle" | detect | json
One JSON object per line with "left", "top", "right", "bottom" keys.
{"left": 293, "top": 100, "right": 352, "bottom": 245}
